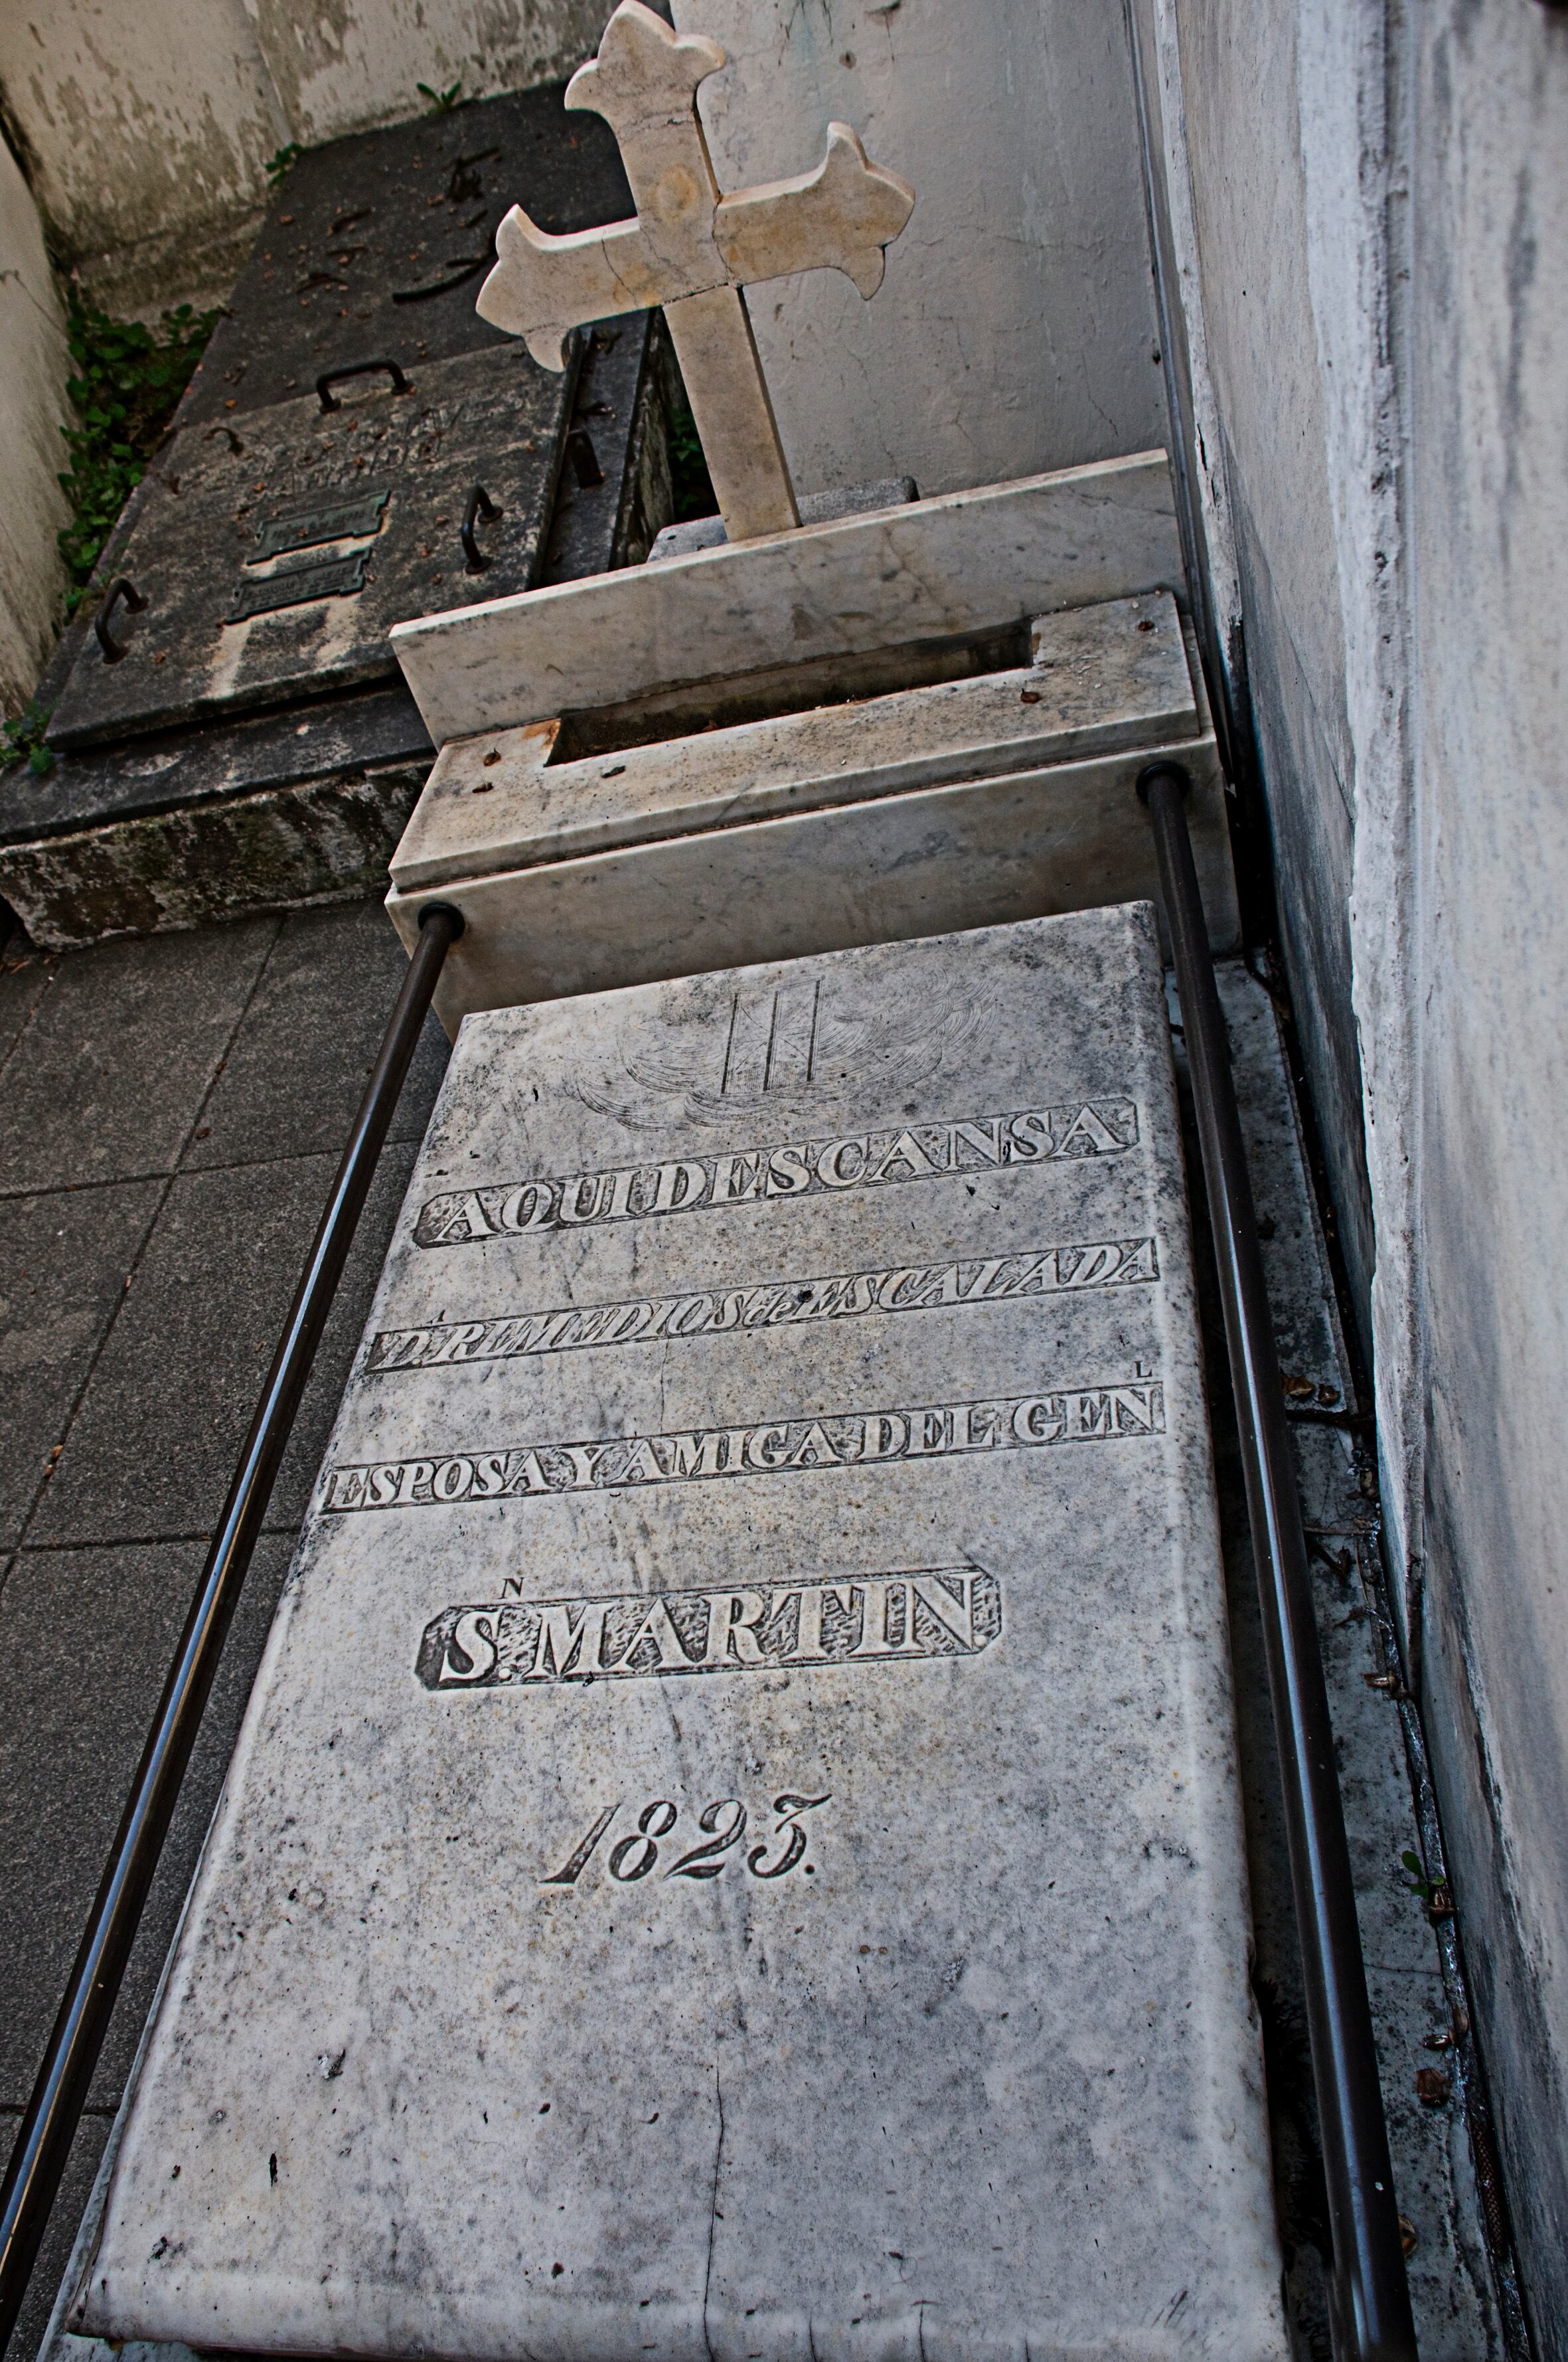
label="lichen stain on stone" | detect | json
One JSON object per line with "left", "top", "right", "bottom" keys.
{"left": 19, "top": 46, "right": 277, "bottom": 265}
{"left": 0, "top": 767, "right": 424, "bottom": 948}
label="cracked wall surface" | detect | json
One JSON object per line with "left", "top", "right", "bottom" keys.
{"left": 0, "top": 0, "right": 606, "bottom": 314}
{"left": 1140, "top": 1, "right": 1568, "bottom": 2347}
{"left": 670, "top": 0, "right": 1168, "bottom": 498}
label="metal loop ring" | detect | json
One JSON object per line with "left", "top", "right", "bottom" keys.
{"left": 315, "top": 359, "right": 411, "bottom": 412}
{"left": 461, "top": 484, "right": 501, "bottom": 574}
{"left": 94, "top": 577, "right": 147, "bottom": 663}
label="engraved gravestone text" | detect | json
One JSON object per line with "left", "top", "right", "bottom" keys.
{"left": 539, "top": 1790, "right": 831, "bottom": 1887}
{"left": 367, "top": 1234, "right": 1157, "bottom": 1373}
{"left": 415, "top": 1097, "right": 1139, "bottom": 1246}
{"left": 417, "top": 1567, "right": 1001, "bottom": 1689}
{"left": 327, "top": 1380, "right": 1166, "bottom": 1512}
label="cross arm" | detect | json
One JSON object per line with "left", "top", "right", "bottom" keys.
{"left": 714, "top": 124, "right": 915, "bottom": 299}
{"left": 477, "top": 211, "right": 712, "bottom": 369}
{"left": 563, "top": 3, "right": 726, "bottom": 157}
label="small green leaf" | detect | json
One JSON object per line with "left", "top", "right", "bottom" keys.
{"left": 52, "top": 286, "right": 220, "bottom": 605}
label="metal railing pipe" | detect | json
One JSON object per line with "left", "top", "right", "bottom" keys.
{"left": 1138, "top": 762, "right": 1416, "bottom": 2362}
{"left": 0, "top": 902, "right": 463, "bottom": 2357}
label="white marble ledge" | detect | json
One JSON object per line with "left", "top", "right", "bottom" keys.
{"left": 388, "top": 730, "right": 1235, "bottom": 1031}
{"left": 392, "top": 592, "right": 1197, "bottom": 893}
{"left": 390, "top": 452, "right": 1182, "bottom": 743}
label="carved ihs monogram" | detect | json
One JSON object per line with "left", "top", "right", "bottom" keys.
{"left": 719, "top": 981, "right": 820, "bottom": 1097}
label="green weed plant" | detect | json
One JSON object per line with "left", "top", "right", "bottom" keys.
{"left": 56, "top": 290, "right": 222, "bottom": 616}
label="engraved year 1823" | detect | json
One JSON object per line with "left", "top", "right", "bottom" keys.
{"left": 541, "top": 1792, "right": 830, "bottom": 1888}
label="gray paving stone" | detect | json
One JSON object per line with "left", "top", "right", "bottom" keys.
{"left": 0, "top": 2108, "right": 112, "bottom": 2362}
{"left": 84, "top": 1532, "right": 297, "bottom": 2112}
{"left": 0, "top": 921, "right": 275, "bottom": 1197}
{"left": 0, "top": 1540, "right": 204, "bottom": 2103}
{"left": 181, "top": 898, "right": 449, "bottom": 1173}
{"left": 0, "top": 1182, "right": 162, "bottom": 1549}
{"left": 33, "top": 1143, "right": 418, "bottom": 1548}
{"left": 0, "top": 948, "right": 52, "bottom": 1076}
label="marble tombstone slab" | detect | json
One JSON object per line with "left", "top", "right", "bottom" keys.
{"left": 76, "top": 910, "right": 1286, "bottom": 2362}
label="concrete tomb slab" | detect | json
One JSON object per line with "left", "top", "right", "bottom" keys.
{"left": 386, "top": 593, "right": 1236, "bottom": 1026}
{"left": 4, "top": 88, "right": 670, "bottom": 942}
{"left": 46, "top": 349, "right": 575, "bottom": 752}
{"left": 75, "top": 908, "right": 1285, "bottom": 2362}
{"left": 173, "top": 84, "right": 641, "bottom": 430}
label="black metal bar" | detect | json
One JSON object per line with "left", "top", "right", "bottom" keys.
{"left": 1138, "top": 762, "right": 1416, "bottom": 2362}
{"left": 0, "top": 904, "right": 463, "bottom": 2359}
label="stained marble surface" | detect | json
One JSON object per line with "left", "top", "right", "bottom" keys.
{"left": 392, "top": 594, "right": 1198, "bottom": 891}
{"left": 645, "top": 475, "right": 917, "bottom": 562}
{"left": 390, "top": 455, "right": 1183, "bottom": 744}
{"left": 74, "top": 909, "right": 1285, "bottom": 2362}
{"left": 386, "top": 596, "right": 1235, "bottom": 1029}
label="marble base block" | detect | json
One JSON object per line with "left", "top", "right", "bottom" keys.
{"left": 75, "top": 909, "right": 1285, "bottom": 2362}
{"left": 386, "top": 594, "right": 1237, "bottom": 1032}
{"left": 389, "top": 454, "right": 1182, "bottom": 743}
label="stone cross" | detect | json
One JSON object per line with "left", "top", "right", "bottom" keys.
{"left": 477, "top": 0, "right": 915, "bottom": 542}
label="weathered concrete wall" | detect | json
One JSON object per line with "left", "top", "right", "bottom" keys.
{"left": 1142, "top": 0, "right": 1568, "bottom": 2343}
{"left": 1403, "top": 6, "right": 1568, "bottom": 2341}
{"left": 1135, "top": 0, "right": 1375, "bottom": 1308}
{"left": 0, "top": 0, "right": 286, "bottom": 313}
{"left": 0, "top": 0, "right": 604, "bottom": 312}
{"left": 0, "top": 132, "right": 69, "bottom": 718}
{"left": 672, "top": 0, "right": 1168, "bottom": 499}
{"left": 247, "top": 0, "right": 605, "bottom": 148}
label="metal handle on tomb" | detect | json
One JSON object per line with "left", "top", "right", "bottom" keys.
{"left": 315, "top": 358, "right": 412, "bottom": 411}
{"left": 0, "top": 903, "right": 465, "bottom": 2359}
{"left": 565, "top": 426, "right": 605, "bottom": 489}
{"left": 93, "top": 577, "right": 146, "bottom": 663}
{"left": 461, "top": 484, "right": 501, "bottom": 573}
{"left": 1137, "top": 762, "right": 1417, "bottom": 2362}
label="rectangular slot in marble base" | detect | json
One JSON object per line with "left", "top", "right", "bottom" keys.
{"left": 385, "top": 594, "right": 1237, "bottom": 1029}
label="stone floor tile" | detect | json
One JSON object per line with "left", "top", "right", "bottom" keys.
{"left": 33, "top": 1143, "right": 418, "bottom": 1548}
{"left": 0, "top": 1539, "right": 205, "bottom": 2102}
{"left": 0, "top": 1182, "right": 162, "bottom": 1549}
{"left": 182, "top": 897, "right": 449, "bottom": 1173}
{"left": 0, "top": 2108, "right": 112, "bottom": 2362}
{"left": 0, "top": 947, "right": 52, "bottom": 1076}
{"left": 85, "top": 1531, "right": 296, "bottom": 2110}
{"left": 0, "top": 918, "right": 275, "bottom": 1197}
